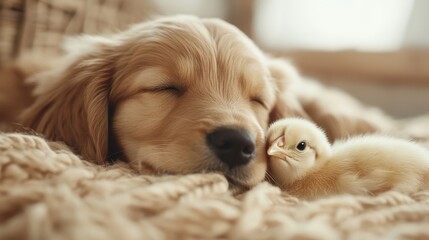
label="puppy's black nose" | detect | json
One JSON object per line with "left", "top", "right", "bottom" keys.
{"left": 206, "top": 127, "right": 256, "bottom": 168}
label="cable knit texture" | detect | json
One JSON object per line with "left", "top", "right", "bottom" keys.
{"left": 1, "top": 133, "right": 429, "bottom": 240}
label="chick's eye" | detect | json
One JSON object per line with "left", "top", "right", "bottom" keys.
{"left": 296, "top": 141, "right": 307, "bottom": 151}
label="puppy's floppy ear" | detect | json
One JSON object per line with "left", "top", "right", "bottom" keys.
{"left": 20, "top": 36, "right": 119, "bottom": 164}
{"left": 267, "top": 58, "right": 309, "bottom": 123}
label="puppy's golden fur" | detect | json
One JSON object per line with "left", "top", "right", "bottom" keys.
{"left": 0, "top": 15, "right": 389, "bottom": 187}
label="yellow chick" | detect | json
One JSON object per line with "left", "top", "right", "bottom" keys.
{"left": 267, "top": 118, "right": 429, "bottom": 200}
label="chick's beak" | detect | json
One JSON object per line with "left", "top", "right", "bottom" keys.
{"left": 267, "top": 136, "right": 287, "bottom": 159}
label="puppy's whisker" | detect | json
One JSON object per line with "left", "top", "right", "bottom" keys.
{"left": 265, "top": 171, "right": 274, "bottom": 182}
{"left": 265, "top": 171, "right": 280, "bottom": 186}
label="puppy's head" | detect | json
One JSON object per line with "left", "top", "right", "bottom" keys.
{"left": 21, "top": 15, "right": 304, "bottom": 187}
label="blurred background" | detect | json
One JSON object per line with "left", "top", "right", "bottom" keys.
{"left": 1, "top": 0, "right": 428, "bottom": 118}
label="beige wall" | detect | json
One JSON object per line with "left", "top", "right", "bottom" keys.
{"left": 148, "top": 0, "right": 429, "bottom": 119}
{"left": 404, "top": 0, "right": 429, "bottom": 48}
{"left": 321, "top": 79, "right": 429, "bottom": 119}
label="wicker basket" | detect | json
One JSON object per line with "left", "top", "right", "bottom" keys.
{"left": 0, "top": 0, "right": 152, "bottom": 66}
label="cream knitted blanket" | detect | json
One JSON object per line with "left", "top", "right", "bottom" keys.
{"left": 1, "top": 133, "right": 429, "bottom": 240}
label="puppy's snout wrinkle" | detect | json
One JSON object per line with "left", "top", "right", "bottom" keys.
{"left": 206, "top": 127, "right": 256, "bottom": 168}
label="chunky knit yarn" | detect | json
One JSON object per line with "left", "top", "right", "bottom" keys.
{"left": 1, "top": 133, "right": 429, "bottom": 240}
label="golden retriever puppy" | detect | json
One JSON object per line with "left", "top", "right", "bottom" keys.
{"left": 4, "top": 15, "right": 308, "bottom": 187}
{"left": 0, "top": 15, "right": 389, "bottom": 187}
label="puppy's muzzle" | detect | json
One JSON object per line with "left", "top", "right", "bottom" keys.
{"left": 206, "top": 127, "right": 256, "bottom": 168}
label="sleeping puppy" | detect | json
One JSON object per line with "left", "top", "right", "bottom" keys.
{"left": 0, "top": 15, "right": 389, "bottom": 187}
{"left": 9, "top": 15, "right": 306, "bottom": 187}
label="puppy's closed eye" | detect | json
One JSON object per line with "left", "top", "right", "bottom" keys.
{"left": 251, "top": 97, "right": 268, "bottom": 110}
{"left": 149, "top": 85, "right": 185, "bottom": 96}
